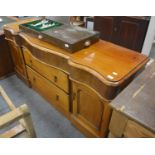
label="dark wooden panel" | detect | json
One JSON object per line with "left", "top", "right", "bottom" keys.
{"left": 118, "top": 20, "right": 139, "bottom": 49}
{"left": 94, "top": 16, "right": 149, "bottom": 52}
{"left": 0, "top": 35, "right": 14, "bottom": 78}
{"left": 116, "top": 17, "right": 149, "bottom": 52}
{"left": 94, "top": 16, "right": 114, "bottom": 41}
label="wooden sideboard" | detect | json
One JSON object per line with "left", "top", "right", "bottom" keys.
{"left": 3, "top": 18, "right": 149, "bottom": 137}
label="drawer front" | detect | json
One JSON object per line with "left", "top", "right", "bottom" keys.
{"left": 124, "top": 120, "right": 155, "bottom": 138}
{"left": 27, "top": 66, "right": 69, "bottom": 112}
{"left": 23, "top": 47, "right": 69, "bottom": 93}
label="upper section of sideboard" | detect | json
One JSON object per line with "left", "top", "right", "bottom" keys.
{"left": 3, "top": 18, "right": 149, "bottom": 100}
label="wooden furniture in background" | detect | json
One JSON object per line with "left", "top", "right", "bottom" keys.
{"left": 70, "top": 16, "right": 85, "bottom": 27}
{"left": 0, "top": 35, "right": 14, "bottom": 79}
{"left": 0, "top": 17, "right": 15, "bottom": 79}
{"left": 0, "top": 86, "right": 36, "bottom": 138}
{"left": 7, "top": 40, "right": 27, "bottom": 82}
{"left": 109, "top": 61, "right": 155, "bottom": 137}
{"left": 109, "top": 111, "right": 155, "bottom": 138}
{"left": 3, "top": 18, "right": 148, "bottom": 137}
{"left": 94, "top": 16, "right": 150, "bottom": 52}
{"left": 4, "top": 18, "right": 38, "bottom": 84}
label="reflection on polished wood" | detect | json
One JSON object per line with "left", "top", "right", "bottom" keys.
{"left": 3, "top": 18, "right": 149, "bottom": 137}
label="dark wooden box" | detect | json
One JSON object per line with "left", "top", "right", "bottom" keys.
{"left": 19, "top": 19, "right": 100, "bottom": 52}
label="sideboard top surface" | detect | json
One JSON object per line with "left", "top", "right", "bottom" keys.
{"left": 4, "top": 18, "right": 148, "bottom": 84}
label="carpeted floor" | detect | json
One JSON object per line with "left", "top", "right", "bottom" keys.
{"left": 0, "top": 75, "right": 85, "bottom": 138}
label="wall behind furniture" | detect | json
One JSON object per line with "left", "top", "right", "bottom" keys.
{"left": 142, "top": 16, "right": 155, "bottom": 56}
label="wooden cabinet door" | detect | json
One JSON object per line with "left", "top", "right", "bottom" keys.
{"left": 71, "top": 81, "right": 112, "bottom": 137}
{"left": 8, "top": 41, "right": 26, "bottom": 76}
{"left": 114, "top": 17, "right": 149, "bottom": 52}
{"left": 94, "top": 16, "right": 149, "bottom": 52}
{"left": 94, "top": 16, "right": 115, "bottom": 41}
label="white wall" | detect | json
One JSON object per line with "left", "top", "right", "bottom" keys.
{"left": 142, "top": 16, "right": 155, "bottom": 56}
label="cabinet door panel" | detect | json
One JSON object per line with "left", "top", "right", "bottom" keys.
{"left": 94, "top": 16, "right": 114, "bottom": 41}
{"left": 72, "top": 81, "right": 111, "bottom": 137}
{"left": 8, "top": 41, "right": 25, "bottom": 75}
{"left": 118, "top": 20, "right": 139, "bottom": 50}
{"left": 75, "top": 88, "right": 104, "bottom": 130}
{"left": 115, "top": 17, "right": 149, "bottom": 51}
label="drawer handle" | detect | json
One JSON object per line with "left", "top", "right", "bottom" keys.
{"left": 33, "top": 77, "right": 36, "bottom": 82}
{"left": 56, "top": 95, "right": 59, "bottom": 101}
{"left": 54, "top": 76, "right": 58, "bottom": 83}
{"left": 30, "top": 59, "right": 33, "bottom": 65}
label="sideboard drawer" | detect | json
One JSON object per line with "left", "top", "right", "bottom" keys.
{"left": 23, "top": 47, "right": 69, "bottom": 93}
{"left": 27, "top": 66, "right": 69, "bottom": 112}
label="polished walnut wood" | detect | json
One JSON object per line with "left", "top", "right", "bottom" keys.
{"left": 7, "top": 40, "right": 27, "bottom": 82}
{"left": 69, "top": 41, "right": 148, "bottom": 83}
{"left": 3, "top": 18, "right": 149, "bottom": 137}
{"left": 18, "top": 32, "right": 148, "bottom": 84}
{"left": 71, "top": 80, "right": 112, "bottom": 137}
{"left": 27, "top": 66, "right": 70, "bottom": 115}
{"left": 17, "top": 32, "right": 148, "bottom": 100}
{"left": 23, "top": 47, "right": 69, "bottom": 93}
